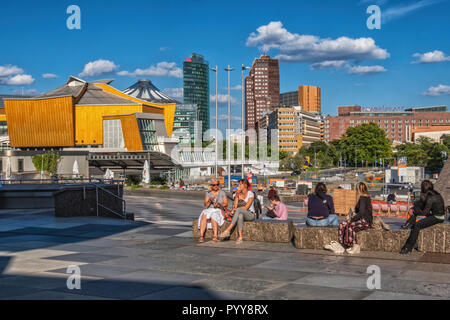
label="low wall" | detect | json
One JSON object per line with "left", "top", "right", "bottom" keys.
{"left": 294, "top": 223, "right": 450, "bottom": 253}
{"left": 54, "top": 184, "right": 126, "bottom": 219}
{"left": 192, "top": 219, "right": 295, "bottom": 243}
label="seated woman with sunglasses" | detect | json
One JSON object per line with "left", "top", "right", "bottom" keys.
{"left": 198, "top": 179, "right": 228, "bottom": 243}
{"left": 219, "top": 179, "right": 255, "bottom": 244}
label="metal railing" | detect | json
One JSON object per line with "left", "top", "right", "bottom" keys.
{"left": 0, "top": 178, "right": 125, "bottom": 185}
{"left": 94, "top": 183, "right": 127, "bottom": 220}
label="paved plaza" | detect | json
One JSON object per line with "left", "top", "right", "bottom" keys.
{"left": 0, "top": 192, "right": 449, "bottom": 300}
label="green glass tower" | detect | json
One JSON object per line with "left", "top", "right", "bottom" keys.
{"left": 183, "top": 53, "right": 210, "bottom": 139}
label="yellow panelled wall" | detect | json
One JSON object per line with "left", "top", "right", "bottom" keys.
{"left": 103, "top": 114, "right": 143, "bottom": 151}
{"left": 95, "top": 83, "right": 176, "bottom": 137}
{"left": 4, "top": 97, "right": 75, "bottom": 147}
{"left": 0, "top": 115, "right": 7, "bottom": 121}
{"left": 75, "top": 105, "right": 145, "bottom": 146}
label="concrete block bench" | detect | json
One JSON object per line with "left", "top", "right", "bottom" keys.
{"left": 192, "top": 219, "right": 295, "bottom": 243}
{"left": 294, "top": 223, "right": 450, "bottom": 253}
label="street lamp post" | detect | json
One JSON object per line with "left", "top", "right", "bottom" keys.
{"left": 225, "top": 66, "right": 234, "bottom": 191}
{"left": 210, "top": 66, "right": 218, "bottom": 178}
{"left": 241, "top": 65, "right": 249, "bottom": 179}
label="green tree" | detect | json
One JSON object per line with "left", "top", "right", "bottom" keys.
{"left": 339, "top": 123, "right": 392, "bottom": 166}
{"left": 32, "top": 152, "right": 62, "bottom": 176}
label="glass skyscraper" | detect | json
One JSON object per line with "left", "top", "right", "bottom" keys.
{"left": 183, "top": 53, "right": 209, "bottom": 139}
{"left": 172, "top": 104, "right": 199, "bottom": 145}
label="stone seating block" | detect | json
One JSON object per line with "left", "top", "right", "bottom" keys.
{"left": 192, "top": 219, "right": 295, "bottom": 243}
{"left": 294, "top": 226, "right": 411, "bottom": 252}
{"left": 418, "top": 223, "right": 450, "bottom": 253}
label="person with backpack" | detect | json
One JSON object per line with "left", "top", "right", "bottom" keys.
{"left": 306, "top": 183, "right": 338, "bottom": 227}
{"left": 219, "top": 179, "right": 255, "bottom": 244}
{"left": 262, "top": 194, "right": 288, "bottom": 220}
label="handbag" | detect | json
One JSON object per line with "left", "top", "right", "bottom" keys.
{"left": 266, "top": 208, "right": 277, "bottom": 219}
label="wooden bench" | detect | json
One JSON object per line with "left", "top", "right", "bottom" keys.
{"left": 192, "top": 219, "right": 295, "bottom": 243}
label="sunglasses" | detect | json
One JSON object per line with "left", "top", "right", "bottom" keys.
{"left": 211, "top": 184, "right": 220, "bottom": 186}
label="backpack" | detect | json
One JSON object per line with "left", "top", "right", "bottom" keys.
{"left": 252, "top": 192, "right": 262, "bottom": 220}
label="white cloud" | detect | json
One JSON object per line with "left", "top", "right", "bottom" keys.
{"left": 210, "top": 94, "right": 239, "bottom": 106}
{"left": 347, "top": 65, "right": 387, "bottom": 75}
{"left": 246, "top": 21, "right": 389, "bottom": 64}
{"left": 311, "top": 60, "right": 349, "bottom": 70}
{"left": 159, "top": 47, "right": 171, "bottom": 52}
{"left": 412, "top": 50, "right": 450, "bottom": 64}
{"left": 42, "top": 73, "right": 59, "bottom": 79}
{"left": 0, "top": 65, "right": 24, "bottom": 77}
{"left": 79, "top": 59, "right": 118, "bottom": 78}
{"left": 118, "top": 62, "right": 182, "bottom": 78}
{"left": 383, "top": 0, "right": 442, "bottom": 23}
{"left": 163, "top": 88, "right": 183, "bottom": 100}
{"left": 422, "top": 84, "right": 450, "bottom": 96}
{"left": 0, "top": 74, "right": 35, "bottom": 85}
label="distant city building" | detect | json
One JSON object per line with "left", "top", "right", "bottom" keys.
{"left": 123, "top": 79, "right": 178, "bottom": 104}
{"left": 172, "top": 104, "right": 199, "bottom": 145}
{"left": 298, "top": 85, "right": 321, "bottom": 113}
{"left": 266, "top": 106, "right": 323, "bottom": 155}
{"left": 324, "top": 105, "right": 450, "bottom": 143}
{"left": 280, "top": 91, "right": 298, "bottom": 107}
{"left": 183, "top": 53, "right": 210, "bottom": 137}
{"left": 245, "top": 55, "right": 280, "bottom": 131}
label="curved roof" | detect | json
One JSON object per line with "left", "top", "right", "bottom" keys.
{"left": 123, "top": 79, "right": 179, "bottom": 104}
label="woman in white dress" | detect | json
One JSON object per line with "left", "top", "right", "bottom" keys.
{"left": 198, "top": 179, "right": 228, "bottom": 243}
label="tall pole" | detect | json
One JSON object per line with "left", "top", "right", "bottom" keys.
{"left": 225, "top": 66, "right": 234, "bottom": 191}
{"left": 241, "top": 65, "right": 249, "bottom": 179}
{"left": 211, "top": 66, "right": 218, "bottom": 178}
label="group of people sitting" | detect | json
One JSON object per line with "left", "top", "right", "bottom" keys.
{"left": 197, "top": 178, "right": 446, "bottom": 255}
{"left": 197, "top": 179, "right": 287, "bottom": 244}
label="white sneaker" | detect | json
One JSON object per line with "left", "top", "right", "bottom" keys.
{"left": 346, "top": 244, "right": 361, "bottom": 254}
{"left": 325, "top": 241, "right": 345, "bottom": 254}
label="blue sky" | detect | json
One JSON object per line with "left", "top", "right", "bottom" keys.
{"left": 0, "top": 0, "right": 449, "bottom": 132}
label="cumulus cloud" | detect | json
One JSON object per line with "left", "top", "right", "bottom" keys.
{"left": 42, "top": 73, "right": 59, "bottom": 79}
{"left": 383, "top": 0, "right": 442, "bottom": 23}
{"left": 210, "top": 94, "right": 239, "bottom": 106}
{"left": 422, "top": 84, "right": 450, "bottom": 96}
{"left": 412, "top": 50, "right": 450, "bottom": 64}
{"left": 118, "top": 62, "right": 182, "bottom": 78}
{"left": 79, "top": 59, "right": 118, "bottom": 78}
{"left": 0, "top": 65, "right": 24, "bottom": 77}
{"left": 347, "top": 65, "right": 387, "bottom": 75}
{"left": 163, "top": 88, "right": 184, "bottom": 100}
{"left": 0, "top": 74, "right": 35, "bottom": 85}
{"left": 246, "top": 21, "right": 389, "bottom": 64}
{"left": 310, "top": 60, "right": 349, "bottom": 70}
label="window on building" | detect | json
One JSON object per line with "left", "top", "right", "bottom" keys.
{"left": 18, "top": 159, "right": 24, "bottom": 173}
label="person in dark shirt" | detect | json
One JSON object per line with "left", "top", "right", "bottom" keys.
{"left": 332, "top": 182, "right": 372, "bottom": 254}
{"left": 400, "top": 180, "right": 445, "bottom": 254}
{"left": 268, "top": 186, "right": 277, "bottom": 198}
{"left": 306, "top": 183, "right": 338, "bottom": 227}
{"left": 387, "top": 192, "right": 397, "bottom": 203}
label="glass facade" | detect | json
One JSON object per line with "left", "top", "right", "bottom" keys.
{"left": 138, "top": 119, "right": 159, "bottom": 152}
{"left": 0, "top": 121, "right": 8, "bottom": 136}
{"left": 103, "top": 119, "right": 125, "bottom": 149}
{"left": 173, "top": 104, "right": 198, "bottom": 144}
{"left": 183, "top": 53, "right": 209, "bottom": 138}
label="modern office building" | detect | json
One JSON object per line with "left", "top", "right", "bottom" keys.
{"left": 280, "top": 91, "right": 298, "bottom": 107}
{"left": 298, "top": 85, "right": 321, "bottom": 113}
{"left": 245, "top": 55, "right": 280, "bottom": 131}
{"left": 267, "top": 106, "right": 323, "bottom": 155}
{"left": 172, "top": 104, "right": 199, "bottom": 145}
{"left": 324, "top": 105, "right": 450, "bottom": 143}
{"left": 183, "top": 53, "right": 209, "bottom": 137}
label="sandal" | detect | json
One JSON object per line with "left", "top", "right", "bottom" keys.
{"left": 219, "top": 231, "right": 230, "bottom": 239}
{"left": 235, "top": 237, "right": 243, "bottom": 244}
{"left": 211, "top": 237, "right": 218, "bottom": 243}
{"left": 198, "top": 236, "right": 204, "bottom": 243}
